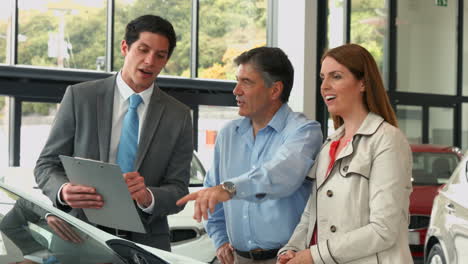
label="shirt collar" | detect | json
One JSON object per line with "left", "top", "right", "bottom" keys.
{"left": 116, "top": 71, "right": 154, "bottom": 105}
{"left": 237, "top": 103, "right": 290, "bottom": 134}
{"left": 266, "top": 103, "right": 290, "bottom": 132}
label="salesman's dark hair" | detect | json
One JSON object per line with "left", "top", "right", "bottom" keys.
{"left": 124, "top": 15, "right": 177, "bottom": 58}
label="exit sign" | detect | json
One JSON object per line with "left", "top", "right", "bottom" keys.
{"left": 436, "top": 0, "right": 447, "bottom": 6}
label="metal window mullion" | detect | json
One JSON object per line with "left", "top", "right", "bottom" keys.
{"left": 423, "top": 106, "right": 429, "bottom": 144}
{"left": 316, "top": 0, "right": 328, "bottom": 137}
{"left": 345, "top": 0, "right": 351, "bottom": 43}
{"left": 267, "top": 0, "right": 278, "bottom": 47}
{"left": 8, "top": 97, "right": 21, "bottom": 166}
{"left": 192, "top": 105, "right": 199, "bottom": 151}
{"left": 388, "top": 0, "right": 397, "bottom": 93}
{"left": 190, "top": 0, "right": 199, "bottom": 78}
{"left": 106, "top": 0, "right": 115, "bottom": 72}
{"left": 455, "top": 103, "right": 461, "bottom": 147}
{"left": 455, "top": 0, "right": 463, "bottom": 147}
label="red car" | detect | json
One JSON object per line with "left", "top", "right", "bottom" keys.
{"left": 408, "top": 144, "right": 462, "bottom": 259}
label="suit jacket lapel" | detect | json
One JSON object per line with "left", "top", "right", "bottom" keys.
{"left": 97, "top": 75, "right": 116, "bottom": 162}
{"left": 135, "top": 86, "right": 165, "bottom": 170}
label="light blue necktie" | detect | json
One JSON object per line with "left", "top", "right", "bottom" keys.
{"left": 117, "top": 94, "right": 143, "bottom": 173}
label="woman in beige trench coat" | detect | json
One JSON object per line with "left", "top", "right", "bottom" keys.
{"left": 277, "top": 44, "right": 413, "bottom": 264}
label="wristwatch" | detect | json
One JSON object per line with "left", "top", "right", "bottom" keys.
{"left": 221, "top": 181, "right": 236, "bottom": 198}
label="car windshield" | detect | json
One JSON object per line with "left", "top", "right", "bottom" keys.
{"left": 0, "top": 186, "right": 125, "bottom": 264}
{"left": 412, "top": 152, "right": 460, "bottom": 185}
{"left": 190, "top": 154, "right": 206, "bottom": 187}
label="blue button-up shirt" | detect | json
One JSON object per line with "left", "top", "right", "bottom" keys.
{"left": 204, "top": 104, "right": 322, "bottom": 251}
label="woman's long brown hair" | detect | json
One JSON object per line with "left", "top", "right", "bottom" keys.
{"left": 322, "top": 44, "right": 398, "bottom": 129}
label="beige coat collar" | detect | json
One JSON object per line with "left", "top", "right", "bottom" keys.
{"left": 327, "top": 112, "right": 384, "bottom": 142}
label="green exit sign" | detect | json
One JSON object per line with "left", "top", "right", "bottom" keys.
{"left": 436, "top": 0, "right": 447, "bottom": 6}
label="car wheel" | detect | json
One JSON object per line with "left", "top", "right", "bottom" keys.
{"left": 427, "top": 243, "right": 446, "bottom": 264}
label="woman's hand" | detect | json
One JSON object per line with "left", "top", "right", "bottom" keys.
{"left": 277, "top": 250, "right": 296, "bottom": 264}
{"left": 286, "top": 249, "right": 313, "bottom": 264}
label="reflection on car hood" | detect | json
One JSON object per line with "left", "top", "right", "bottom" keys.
{"left": 0, "top": 182, "right": 205, "bottom": 264}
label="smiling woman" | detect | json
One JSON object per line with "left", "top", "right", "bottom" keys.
{"left": 320, "top": 56, "right": 366, "bottom": 122}
{"left": 278, "top": 44, "right": 413, "bottom": 264}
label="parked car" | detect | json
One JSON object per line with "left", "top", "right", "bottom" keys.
{"left": 424, "top": 150, "right": 468, "bottom": 264}
{"left": 169, "top": 153, "right": 217, "bottom": 263}
{"left": 409, "top": 144, "right": 462, "bottom": 259}
{"left": 0, "top": 181, "right": 205, "bottom": 264}
{"left": 0, "top": 152, "right": 217, "bottom": 263}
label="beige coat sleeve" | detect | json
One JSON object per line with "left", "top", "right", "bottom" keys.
{"left": 278, "top": 181, "right": 317, "bottom": 254}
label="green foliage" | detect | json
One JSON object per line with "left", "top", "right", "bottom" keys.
{"left": 18, "top": 11, "right": 57, "bottom": 66}
{"left": 113, "top": 0, "right": 192, "bottom": 76}
{"left": 350, "top": 0, "right": 386, "bottom": 72}
{"left": 13, "top": 0, "right": 266, "bottom": 80}
{"left": 198, "top": 0, "right": 267, "bottom": 79}
{"left": 65, "top": 8, "right": 107, "bottom": 69}
{"left": 0, "top": 21, "right": 8, "bottom": 63}
{"left": 22, "top": 102, "right": 56, "bottom": 116}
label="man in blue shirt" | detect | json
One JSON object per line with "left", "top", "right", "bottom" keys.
{"left": 177, "top": 47, "right": 322, "bottom": 264}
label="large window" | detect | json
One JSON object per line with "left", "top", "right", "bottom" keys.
{"left": 429, "top": 107, "right": 453, "bottom": 146}
{"left": 328, "top": 0, "right": 345, "bottom": 49}
{"left": 198, "top": 0, "right": 267, "bottom": 80}
{"left": 7, "top": 0, "right": 269, "bottom": 77}
{"left": 396, "top": 105, "right": 422, "bottom": 144}
{"left": 346, "top": 1, "right": 466, "bottom": 149}
{"left": 1, "top": 1, "right": 265, "bottom": 169}
{"left": 396, "top": 1, "right": 457, "bottom": 95}
{"left": 113, "top": 0, "right": 191, "bottom": 76}
{"left": 350, "top": 0, "right": 388, "bottom": 77}
{"left": 17, "top": 0, "right": 107, "bottom": 70}
{"left": 197, "top": 105, "right": 238, "bottom": 168}
{"left": 0, "top": 0, "right": 13, "bottom": 64}
{"left": 20, "top": 102, "right": 58, "bottom": 167}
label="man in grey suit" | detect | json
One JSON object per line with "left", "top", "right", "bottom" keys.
{"left": 34, "top": 15, "right": 193, "bottom": 251}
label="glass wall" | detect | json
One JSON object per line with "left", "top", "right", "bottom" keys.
{"left": 397, "top": 1, "right": 457, "bottom": 95}
{"left": 20, "top": 102, "right": 58, "bottom": 167}
{"left": 0, "top": 0, "right": 13, "bottom": 64}
{"left": 350, "top": 0, "right": 388, "bottom": 76}
{"left": 198, "top": 105, "right": 238, "bottom": 169}
{"left": 347, "top": 0, "right": 466, "bottom": 148}
{"left": 13, "top": 0, "right": 268, "bottom": 77}
{"left": 328, "top": 0, "right": 345, "bottom": 49}
{"left": 396, "top": 105, "right": 422, "bottom": 144}
{"left": 1, "top": 0, "right": 263, "bottom": 168}
{"left": 113, "top": 0, "right": 191, "bottom": 76}
{"left": 463, "top": 104, "right": 468, "bottom": 150}
{"left": 17, "top": 0, "right": 107, "bottom": 70}
{"left": 198, "top": 0, "right": 267, "bottom": 80}
{"left": 429, "top": 107, "right": 453, "bottom": 145}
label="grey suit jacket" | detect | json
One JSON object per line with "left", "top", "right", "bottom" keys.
{"left": 34, "top": 75, "right": 193, "bottom": 250}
